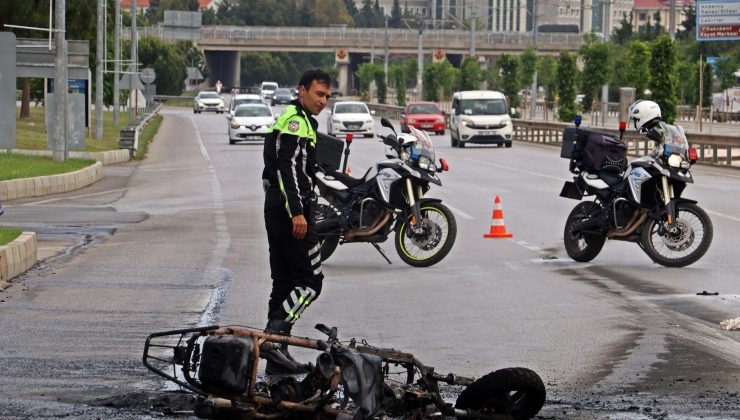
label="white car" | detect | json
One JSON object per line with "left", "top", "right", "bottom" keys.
{"left": 228, "top": 94, "right": 265, "bottom": 118}
{"left": 260, "top": 81, "right": 279, "bottom": 101}
{"left": 326, "top": 101, "right": 375, "bottom": 137}
{"left": 193, "top": 91, "right": 225, "bottom": 114}
{"left": 228, "top": 104, "right": 275, "bottom": 144}
{"left": 449, "top": 90, "right": 513, "bottom": 148}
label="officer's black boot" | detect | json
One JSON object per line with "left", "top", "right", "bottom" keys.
{"left": 263, "top": 319, "right": 311, "bottom": 375}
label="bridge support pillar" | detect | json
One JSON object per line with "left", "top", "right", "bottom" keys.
{"left": 204, "top": 50, "right": 240, "bottom": 89}
{"left": 337, "top": 62, "right": 350, "bottom": 97}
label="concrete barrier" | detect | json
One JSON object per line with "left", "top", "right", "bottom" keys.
{"left": 0, "top": 161, "right": 103, "bottom": 201}
{"left": 0, "top": 231, "right": 37, "bottom": 289}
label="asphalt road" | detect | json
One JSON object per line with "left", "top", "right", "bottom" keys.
{"left": 0, "top": 104, "right": 738, "bottom": 419}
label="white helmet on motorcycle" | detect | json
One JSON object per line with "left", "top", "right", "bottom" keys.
{"left": 628, "top": 100, "right": 662, "bottom": 132}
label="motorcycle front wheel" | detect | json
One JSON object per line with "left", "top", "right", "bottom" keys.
{"left": 563, "top": 202, "right": 606, "bottom": 262}
{"left": 395, "top": 202, "right": 456, "bottom": 267}
{"left": 455, "top": 367, "right": 546, "bottom": 420}
{"left": 641, "top": 202, "right": 713, "bottom": 267}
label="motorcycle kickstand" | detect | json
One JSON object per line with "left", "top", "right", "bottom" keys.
{"left": 371, "top": 242, "right": 393, "bottom": 264}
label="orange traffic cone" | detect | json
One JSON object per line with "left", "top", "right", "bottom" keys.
{"left": 483, "top": 195, "right": 513, "bottom": 238}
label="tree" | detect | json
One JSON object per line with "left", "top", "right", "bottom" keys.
{"left": 715, "top": 56, "right": 738, "bottom": 99}
{"left": 496, "top": 55, "right": 521, "bottom": 108}
{"left": 697, "top": 59, "right": 713, "bottom": 107}
{"left": 136, "top": 37, "right": 188, "bottom": 95}
{"left": 519, "top": 46, "right": 537, "bottom": 89}
{"left": 459, "top": 57, "right": 482, "bottom": 91}
{"left": 422, "top": 60, "right": 456, "bottom": 102}
{"left": 556, "top": 51, "right": 578, "bottom": 122}
{"left": 624, "top": 40, "right": 651, "bottom": 99}
{"left": 388, "top": 0, "right": 403, "bottom": 28}
{"left": 314, "top": 0, "right": 355, "bottom": 26}
{"left": 613, "top": 12, "right": 634, "bottom": 45}
{"left": 579, "top": 35, "right": 611, "bottom": 111}
{"left": 357, "top": 62, "right": 381, "bottom": 100}
{"left": 677, "top": 5, "right": 696, "bottom": 40}
{"left": 374, "top": 66, "right": 387, "bottom": 104}
{"left": 648, "top": 35, "right": 679, "bottom": 123}
{"left": 390, "top": 64, "right": 406, "bottom": 106}
{"left": 536, "top": 56, "right": 558, "bottom": 110}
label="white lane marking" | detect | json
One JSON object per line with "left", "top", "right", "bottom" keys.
{"left": 191, "top": 116, "right": 232, "bottom": 327}
{"left": 705, "top": 209, "right": 740, "bottom": 223}
{"left": 9, "top": 188, "right": 129, "bottom": 206}
{"left": 444, "top": 203, "right": 474, "bottom": 220}
{"left": 514, "top": 240, "right": 543, "bottom": 252}
{"left": 457, "top": 156, "right": 566, "bottom": 182}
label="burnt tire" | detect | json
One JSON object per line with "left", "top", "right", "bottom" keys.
{"left": 563, "top": 202, "right": 606, "bottom": 262}
{"left": 455, "top": 367, "right": 546, "bottom": 420}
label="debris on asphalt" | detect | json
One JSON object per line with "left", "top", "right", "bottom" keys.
{"left": 696, "top": 291, "right": 719, "bottom": 296}
{"left": 720, "top": 317, "right": 740, "bottom": 331}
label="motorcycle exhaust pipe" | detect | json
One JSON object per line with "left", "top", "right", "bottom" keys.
{"left": 572, "top": 215, "right": 605, "bottom": 233}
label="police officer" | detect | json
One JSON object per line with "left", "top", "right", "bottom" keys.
{"left": 261, "top": 69, "right": 332, "bottom": 374}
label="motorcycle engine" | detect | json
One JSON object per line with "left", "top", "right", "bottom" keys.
{"left": 350, "top": 199, "right": 383, "bottom": 229}
{"left": 613, "top": 200, "right": 638, "bottom": 228}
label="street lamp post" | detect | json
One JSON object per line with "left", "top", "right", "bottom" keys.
{"left": 417, "top": 15, "right": 424, "bottom": 101}
{"left": 530, "top": 0, "right": 538, "bottom": 119}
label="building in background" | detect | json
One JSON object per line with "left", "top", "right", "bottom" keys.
{"left": 632, "top": 0, "right": 694, "bottom": 34}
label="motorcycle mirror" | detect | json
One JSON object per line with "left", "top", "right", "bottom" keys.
{"left": 380, "top": 117, "right": 396, "bottom": 133}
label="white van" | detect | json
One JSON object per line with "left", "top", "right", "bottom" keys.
{"left": 260, "top": 81, "right": 279, "bottom": 101}
{"left": 449, "top": 90, "right": 513, "bottom": 148}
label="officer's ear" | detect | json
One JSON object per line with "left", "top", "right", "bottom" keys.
{"left": 298, "top": 85, "right": 307, "bottom": 97}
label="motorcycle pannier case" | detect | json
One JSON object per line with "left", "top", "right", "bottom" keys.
{"left": 582, "top": 133, "right": 627, "bottom": 173}
{"left": 316, "top": 132, "right": 345, "bottom": 172}
{"left": 561, "top": 127, "right": 627, "bottom": 173}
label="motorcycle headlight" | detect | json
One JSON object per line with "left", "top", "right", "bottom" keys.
{"left": 400, "top": 150, "right": 410, "bottom": 161}
{"left": 418, "top": 155, "right": 432, "bottom": 170}
{"left": 667, "top": 154, "right": 683, "bottom": 168}
{"left": 680, "top": 160, "right": 691, "bottom": 170}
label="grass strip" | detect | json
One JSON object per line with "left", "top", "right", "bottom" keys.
{"left": 0, "top": 228, "right": 22, "bottom": 246}
{"left": 134, "top": 115, "right": 163, "bottom": 160}
{"left": 0, "top": 154, "right": 96, "bottom": 181}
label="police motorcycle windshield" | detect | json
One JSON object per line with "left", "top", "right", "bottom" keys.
{"left": 653, "top": 121, "right": 688, "bottom": 158}
{"left": 405, "top": 127, "right": 441, "bottom": 183}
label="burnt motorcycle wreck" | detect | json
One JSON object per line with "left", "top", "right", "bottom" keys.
{"left": 143, "top": 324, "right": 546, "bottom": 419}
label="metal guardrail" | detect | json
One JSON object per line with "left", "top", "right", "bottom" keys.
{"left": 119, "top": 103, "right": 162, "bottom": 156}
{"left": 513, "top": 119, "right": 740, "bottom": 168}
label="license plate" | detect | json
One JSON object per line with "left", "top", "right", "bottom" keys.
{"left": 479, "top": 130, "right": 495, "bottom": 135}
{"left": 421, "top": 124, "right": 433, "bottom": 128}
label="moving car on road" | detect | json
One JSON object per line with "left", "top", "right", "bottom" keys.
{"left": 449, "top": 90, "right": 513, "bottom": 148}
{"left": 260, "top": 81, "right": 278, "bottom": 101}
{"left": 193, "top": 91, "right": 225, "bottom": 114}
{"left": 401, "top": 101, "right": 446, "bottom": 135}
{"left": 271, "top": 88, "right": 294, "bottom": 105}
{"left": 228, "top": 94, "right": 265, "bottom": 118}
{"left": 227, "top": 104, "right": 275, "bottom": 145}
{"left": 326, "top": 101, "right": 375, "bottom": 137}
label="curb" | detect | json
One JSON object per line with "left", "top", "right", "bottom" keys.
{"left": 0, "top": 161, "right": 103, "bottom": 201}
{"left": 1, "top": 149, "right": 130, "bottom": 165}
{"left": 0, "top": 232, "right": 37, "bottom": 290}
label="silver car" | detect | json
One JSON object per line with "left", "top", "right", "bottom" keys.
{"left": 326, "top": 101, "right": 375, "bottom": 137}
{"left": 227, "top": 104, "right": 275, "bottom": 144}
{"left": 193, "top": 91, "right": 225, "bottom": 114}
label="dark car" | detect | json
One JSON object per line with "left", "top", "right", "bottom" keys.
{"left": 400, "top": 101, "right": 446, "bottom": 135}
{"left": 271, "top": 88, "right": 294, "bottom": 106}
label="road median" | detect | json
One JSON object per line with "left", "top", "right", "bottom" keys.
{"left": 0, "top": 161, "right": 104, "bottom": 201}
{"left": 0, "top": 231, "right": 37, "bottom": 289}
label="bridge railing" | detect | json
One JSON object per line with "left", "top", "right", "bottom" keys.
{"left": 513, "top": 119, "right": 740, "bottom": 168}
{"left": 122, "top": 25, "right": 584, "bottom": 49}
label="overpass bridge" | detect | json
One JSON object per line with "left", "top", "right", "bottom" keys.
{"left": 126, "top": 25, "right": 585, "bottom": 94}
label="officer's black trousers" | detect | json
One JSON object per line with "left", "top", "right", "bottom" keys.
{"left": 264, "top": 204, "right": 324, "bottom": 326}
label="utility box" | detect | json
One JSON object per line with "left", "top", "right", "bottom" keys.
{"left": 119, "top": 126, "right": 137, "bottom": 154}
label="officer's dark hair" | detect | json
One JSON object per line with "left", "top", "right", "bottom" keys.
{"left": 298, "top": 69, "right": 331, "bottom": 91}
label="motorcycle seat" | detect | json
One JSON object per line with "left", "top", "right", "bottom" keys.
{"left": 597, "top": 170, "right": 624, "bottom": 187}
{"left": 328, "top": 170, "right": 365, "bottom": 188}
